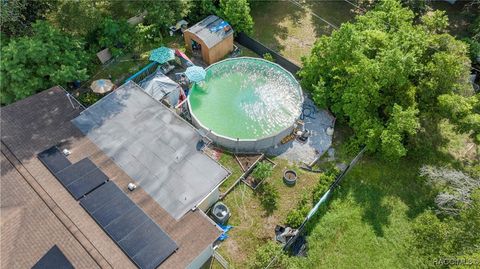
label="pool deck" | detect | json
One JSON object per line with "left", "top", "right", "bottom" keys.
{"left": 267, "top": 97, "right": 334, "bottom": 165}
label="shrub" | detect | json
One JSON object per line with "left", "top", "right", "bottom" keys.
{"left": 252, "top": 161, "right": 273, "bottom": 181}
{"left": 248, "top": 241, "right": 290, "bottom": 269}
{"left": 312, "top": 173, "right": 337, "bottom": 203}
{"left": 78, "top": 92, "right": 102, "bottom": 107}
{"left": 285, "top": 192, "right": 310, "bottom": 228}
{"left": 256, "top": 182, "right": 279, "bottom": 214}
{"left": 263, "top": 53, "right": 275, "bottom": 62}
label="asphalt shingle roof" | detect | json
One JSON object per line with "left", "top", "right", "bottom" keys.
{"left": 0, "top": 87, "right": 221, "bottom": 269}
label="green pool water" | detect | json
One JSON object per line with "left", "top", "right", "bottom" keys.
{"left": 188, "top": 57, "right": 303, "bottom": 140}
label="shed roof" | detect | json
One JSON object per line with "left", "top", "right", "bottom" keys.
{"left": 185, "top": 15, "right": 233, "bottom": 48}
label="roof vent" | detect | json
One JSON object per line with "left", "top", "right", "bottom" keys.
{"left": 127, "top": 183, "right": 137, "bottom": 191}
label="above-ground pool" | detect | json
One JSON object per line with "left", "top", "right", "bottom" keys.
{"left": 188, "top": 57, "right": 303, "bottom": 152}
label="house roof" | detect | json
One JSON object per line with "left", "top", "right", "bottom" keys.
{"left": 185, "top": 15, "right": 233, "bottom": 48}
{"left": 72, "top": 82, "right": 229, "bottom": 220}
{"left": 0, "top": 87, "right": 222, "bottom": 269}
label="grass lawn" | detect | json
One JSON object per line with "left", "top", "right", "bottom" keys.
{"left": 285, "top": 120, "right": 478, "bottom": 269}
{"left": 217, "top": 158, "right": 324, "bottom": 268}
{"left": 250, "top": 1, "right": 355, "bottom": 64}
{"left": 215, "top": 118, "right": 478, "bottom": 268}
{"left": 289, "top": 157, "right": 435, "bottom": 269}
{"left": 217, "top": 152, "right": 244, "bottom": 193}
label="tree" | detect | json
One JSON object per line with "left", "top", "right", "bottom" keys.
{"left": 353, "top": 0, "right": 431, "bottom": 15}
{"left": 412, "top": 189, "right": 480, "bottom": 264}
{"left": 97, "top": 17, "right": 135, "bottom": 56}
{"left": 219, "top": 0, "right": 253, "bottom": 35}
{"left": 48, "top": 0, "right": 108, "bottom": 36}
{"left": 187, "top": 0, "right": 217, "bottom": 23}
{"left": 1, "top": 0, "right": 52, "bottom": 37}
{"left": 126, "top": 0, "right": 189, "bottom": 42}
{"left": 420, "top": 165, "right": 480, "bottom": 215}
{"left": 300, "top": 0, "right": 475, "bottom": 159}
{"left": 438, "top": 94, "right": 480, "bottom": 142}
{"left": 1, "top": 21, "right": 89, "bottom": 105}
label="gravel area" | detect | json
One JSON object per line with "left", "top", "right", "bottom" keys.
{"left": 267, "top": 97, "right": 334, "bottom": 164}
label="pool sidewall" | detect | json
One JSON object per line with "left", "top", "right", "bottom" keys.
{"left": 187, "top": 57, "right": 304, "bottom": 153}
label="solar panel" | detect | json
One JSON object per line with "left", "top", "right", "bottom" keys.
{"left": 37, "top": 147, "right": 71, "bottom": 174}
{"left": 118, "top": 219, "right": 162, "bottom": 256}
{"left": 79, "top": 181, "right": 123, "bottom": 212}
{"left": 105, "top": 207, "right": 148, "bottom": 241}
{"left": 66, "top": 168, "right": 108, "bottom": 200}
{"left": 80, "top": 181, "right": 178, "bottom": 269}
{"left": 32, "top": 245, "right": 74, "bottom": 269}
{"left": 130, "top": 222, "right": 178, "bottom": 268}
{"left": 91, "top": 192, "right": 135, "bottom": 227}
{"left": 55, "top": 158, "right": 97, "bottom": 186}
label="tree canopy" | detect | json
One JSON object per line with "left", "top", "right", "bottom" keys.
{"left": 0, "top": 0, "right": 52, "bottom": 38}
{"left": 1, "top": 21, "right": 89, "bottom": 104}
{"left": 219, "top": 0, "right": 253, "bottom": 35}
{"left": 300, "top": 0, "right": 478, "bottom": 160}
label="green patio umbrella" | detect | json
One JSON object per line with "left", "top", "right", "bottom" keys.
{"left": 149, "top": 47, "right": 175, "bottom": 64}
{"left": 185, "top": 66, "right": 206, "bottom": 83}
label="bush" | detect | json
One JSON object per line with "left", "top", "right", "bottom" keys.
{"left": 263, "top": 53, "right": 275, "bottom": 62}
{"left": 78, "top": 92, "right": 102, "bottom": 107}
{"left": 285, "top": 192, "right": 310, "bottom": 228}
{"left": 284, "top": 166, "right": 340, "bottom": 228}
{"left": 248, "top": 241, "right": 290, "bottom": 269}
{"left": 256, "top": 182, "right": 279, "bottom": 214}
{"left": 312, "top": 173, "right": 337, "bottom": 203}
{"left": 252, "top": 161, "right": 273, "bottom": 181}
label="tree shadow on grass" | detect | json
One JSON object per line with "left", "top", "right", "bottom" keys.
{"left": 301, "top": 0, "right": 357, "bottom": 39}
{"left": 250, "top": 1, "right": 305, "bottom": 53}
{"left": 348, "top": 181, "right": 392, "bottom": 237}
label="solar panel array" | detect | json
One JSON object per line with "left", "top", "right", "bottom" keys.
{"left": 38, "top": 147, "right": 107, "bottom": 200}
{"left": 80, "top": 182, "right": 178, "bottom": 269}
{"left": 37, "top": 146, "right": 178, "bottom": 269}
{"left": 32, "top": 245, "right": 74, "bottom": 269}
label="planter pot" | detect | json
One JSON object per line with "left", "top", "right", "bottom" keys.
{"left": 283, "top": 170, "right": 297, "bottom": 186}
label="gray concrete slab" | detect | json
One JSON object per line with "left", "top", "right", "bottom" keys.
{"left": 267, "top": 97, "right": 334, "bottom": 164}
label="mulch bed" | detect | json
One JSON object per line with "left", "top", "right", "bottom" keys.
{"left": 235, "top": 154, "right": 263, "bottom": 172}
{"left": 243, "top": 175, "right": 262, "bottom": 189}
{"left": 240, "top": 157, "right": 277, "bottom": 190}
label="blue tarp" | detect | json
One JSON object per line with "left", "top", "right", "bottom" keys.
{"left": 217, "top": 225, "right": 233, "bottom": 241}
{"left": 210, "top": 21, "right": 230, "bottom": 32}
